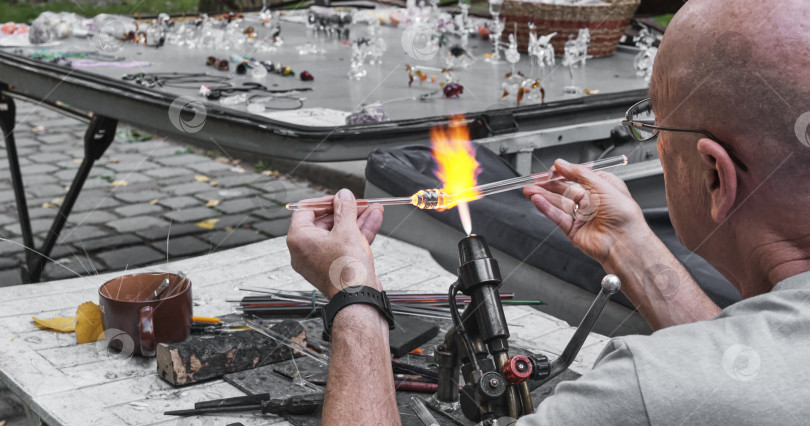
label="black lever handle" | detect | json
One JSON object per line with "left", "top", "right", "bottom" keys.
{"left": 536, "top": 274, "right": 621, "bottom": 386}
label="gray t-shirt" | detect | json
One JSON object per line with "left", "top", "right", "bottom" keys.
{"left": 518, "top": 271, "right": 810, "bottom": 425}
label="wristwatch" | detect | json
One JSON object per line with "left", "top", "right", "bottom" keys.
{"left": 322, "top": 286, "right": 396, "bottom": 336}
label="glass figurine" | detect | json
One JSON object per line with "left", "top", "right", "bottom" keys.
{"left": 562, "top": 28, "right": 592, "bottom": 95}
{"left": 633, "top": 26, "right": 657, "bottom": 83}
{"left": 348, "top": 38, "right": 370, "bottom": 80}
{"left": 528, "top": 23, "right": 556, "bottom": 80}
{"left": 485, "top": 0, "right": 505, "bottom": 63}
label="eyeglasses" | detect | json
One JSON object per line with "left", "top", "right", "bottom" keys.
{"left": 621, "top": 98, "right": 748, "bottom": 172}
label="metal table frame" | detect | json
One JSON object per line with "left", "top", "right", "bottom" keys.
{"left": 0, "top": 42, "right": 646, "bottom": 282}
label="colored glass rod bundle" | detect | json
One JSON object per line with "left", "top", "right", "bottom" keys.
{"left": 234, "top": 288, "right": 539, "bottom": 320}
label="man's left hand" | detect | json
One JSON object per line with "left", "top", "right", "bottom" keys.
{"left": 286, "top": 189, "right": 384, "bottom": 299}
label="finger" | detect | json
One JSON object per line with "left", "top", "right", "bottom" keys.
{"left": 314, "top": 214, "right": 335, "bottom": 231}
{"left": 531, "top": 194, "right": 573, "bottom": 232}
{"left": 295, "top": 195, "right": 336, "bottom": 216}
{"left": 528, "top": 185, "right": 575, "bottom": 213}
{"left": 553, "top": 159, "right": 605, "bottom": 189}
{"left": 289, "top": 209, "right": 317, "bottom": 232}
{"left": 332, "top": 188, "right": 359, "bottom": 234}
{"left": 357, "top": 205, "right": 384, "bottom": 244}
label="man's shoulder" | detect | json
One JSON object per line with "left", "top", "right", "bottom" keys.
{"left": 604, "top": 293, "right": 810, "bottom": 425}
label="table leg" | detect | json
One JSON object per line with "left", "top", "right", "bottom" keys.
{"left": 0, "top": 86, "right": 118, "bottom": 283}
{"left": 22, "top": 403, "right": 45, "bottom": 426}
{"left": 0, "top": 87, "right": 37, "bottom": 283}
{"left": 28, "top": 115, "right": 118, "bottom": 282}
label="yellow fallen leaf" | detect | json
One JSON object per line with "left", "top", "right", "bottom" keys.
{"left": 209, "top": 181, "right": 219, "bottom": 187}
{"left": 76, "top": 302, "right": 105, "bottom": 344}
{"left": 149, "top": 199, "right": 159, "bottom": 205}
{"left": 51, "top": 197, "right": 64, "bottom": 206}
{"left": 32, "top": 125, "right": 44, "bottom": 133}
{"left": 195, "top": 218, "right": 219, "bottom": 230}
{"left": 108, "top": 157, "right": 120, "bottom": 163}
{"left": 112, "top": 180, "right": 128, "bottom": 187}
{"left": 33, "top": 316, "right": 76, "bottom": 333}
{"left": 206, "top": 199, "right": 221, "bottom": 207}
{"left": 215, "top": 157, "right": 230, "bottom": 164}
{"left": 195, "top": 175, "right": 209, "bottom": 182}
{"left": 261, "top": 170, "right": 280, "bottom": 177}
{"left": 42, "top": 202, "right": 57, "bottom": 208}
{"left": 225, "top": 226, "right": 234, "bottom": 231}
{"left": 583, "top": 88, "right": 600, "bottom": 95}
{"left": 232, "top": 167, "right": 245, "bottom": 174}
{"left": 72, "top": 158, "right": 83, "bottom": 163}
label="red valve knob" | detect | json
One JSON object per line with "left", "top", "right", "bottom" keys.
{"left": 503, "top": 355, "right": 533, "bottom": 384}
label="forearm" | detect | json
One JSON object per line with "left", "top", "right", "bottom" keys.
{"left": 604, "top": 224, "right": 721, "bottom": 330}
{"left": 322, "top": 304, "right": 401, "bottom": 426}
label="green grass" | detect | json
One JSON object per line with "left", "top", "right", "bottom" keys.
{"left": 1, "top": 0, "right": 200, "bottom": 24}
{"left": 653, "top": 14, "right": 675, "bottom": 29}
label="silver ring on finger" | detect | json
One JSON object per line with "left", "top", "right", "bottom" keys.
{"left": 570, "top": 203, "right": 579, "bottom": 221}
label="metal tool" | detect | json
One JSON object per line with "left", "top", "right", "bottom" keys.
{"left": 151, "top": 278, "right": 170, "bottom": 300}
{"left": 165, "top": 392, "right": 324, "bottom": 417}
{"left": 286, "top": 155, "right": 627, "bottom": 211}
{"left": 431, "top": 235, "right": 621, "bottom": 424}
{"left": 411, "top": 395, "right": 440, "bottom": 426}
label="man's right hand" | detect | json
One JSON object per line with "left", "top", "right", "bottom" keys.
{"left": 523, "top": 159, "right": 654, "bottom": 266}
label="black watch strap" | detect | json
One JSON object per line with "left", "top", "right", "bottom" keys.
{"left": 322, "top": 286, "right": 395, "bottom": 335}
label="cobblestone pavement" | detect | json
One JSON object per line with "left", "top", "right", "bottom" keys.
{"left": 0, "top": 99, "right": 329, "bottom": 286}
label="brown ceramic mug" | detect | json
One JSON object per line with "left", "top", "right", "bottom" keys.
{"left": 98, "top": 272, "right": 192, "bottom": 357}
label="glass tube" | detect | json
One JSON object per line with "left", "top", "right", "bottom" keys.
{"left": 285, "top": 155, "right": 627, "bottom": 211}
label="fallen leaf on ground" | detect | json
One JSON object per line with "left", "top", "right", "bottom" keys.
{"left": 195, "top": 218, "right": 219, "bottom": 230}
{"left": 112, "top": 180, "right": 128, "bottom": 187}
{"left": 583, "top": 88, "right": 600, "bottom": 95}
{"left": 51, "top": 197, "right": 64, "bottom": 206}
{"left": 231, "top": 167, "right": 245, "bottom": 174}
{"left": 195, "top": 175, "right": 209, "bottom": 183}
{"left": 209, "top": 181, "right": 219, "bottom": 187}
{"left": 32, "top": 125, "right": 44, "bottom": 133}
{"left": 261, "top": 170, "right": 280, "bottom": 177}
{"left": 108, "top": 157, "right": 120, "bottom": 163}
{"left": 149, "top": 199, "right": 159, "bottom": 205}
{"left": 33, "top": 316, "right": 76, "bottom": 333}
{"left": 42, "top": 202, "right": 57, "bottom": 208}
{"left": 215, "top": 157, "right": 230, "bottom": 164}
{"left": 76, "top": 302, "right": 105, "bottom": 344}
{"left": 225, "top": 226, "right": 234, "bottom": 231}
{"left": 206, "top": 199, "right": 221, "bottom": 207}
{"left": 72, "top": 158, "right": 83, "bottom": 163}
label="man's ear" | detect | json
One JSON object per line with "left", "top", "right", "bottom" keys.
{"left": 696, "top": 138, "right": 738, "bottom": 223}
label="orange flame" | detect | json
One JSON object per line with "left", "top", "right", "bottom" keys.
{"left": 430, "top": 116, "right": 481, "bottom": 234}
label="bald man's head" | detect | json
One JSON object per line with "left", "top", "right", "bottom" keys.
{"left": 647, "top": 0, "right": 810, "bottom": 288}
{"left": 651, "top": 0, "right": 810, "bottom": 178}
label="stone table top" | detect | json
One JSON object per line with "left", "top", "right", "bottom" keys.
{"left": 0, "top": 235, "right": 610, "bottom": 426}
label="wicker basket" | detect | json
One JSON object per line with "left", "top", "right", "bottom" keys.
{"left": 500, "top": 0, "right": 641, "bottom": 57}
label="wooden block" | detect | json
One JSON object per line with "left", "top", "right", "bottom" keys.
{"left": 156, "top": 320, "right": 306, "bottom": 386}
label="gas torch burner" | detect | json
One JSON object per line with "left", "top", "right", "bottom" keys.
{"left": 431, "top": 235, "right": 621, "bottom": 424}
